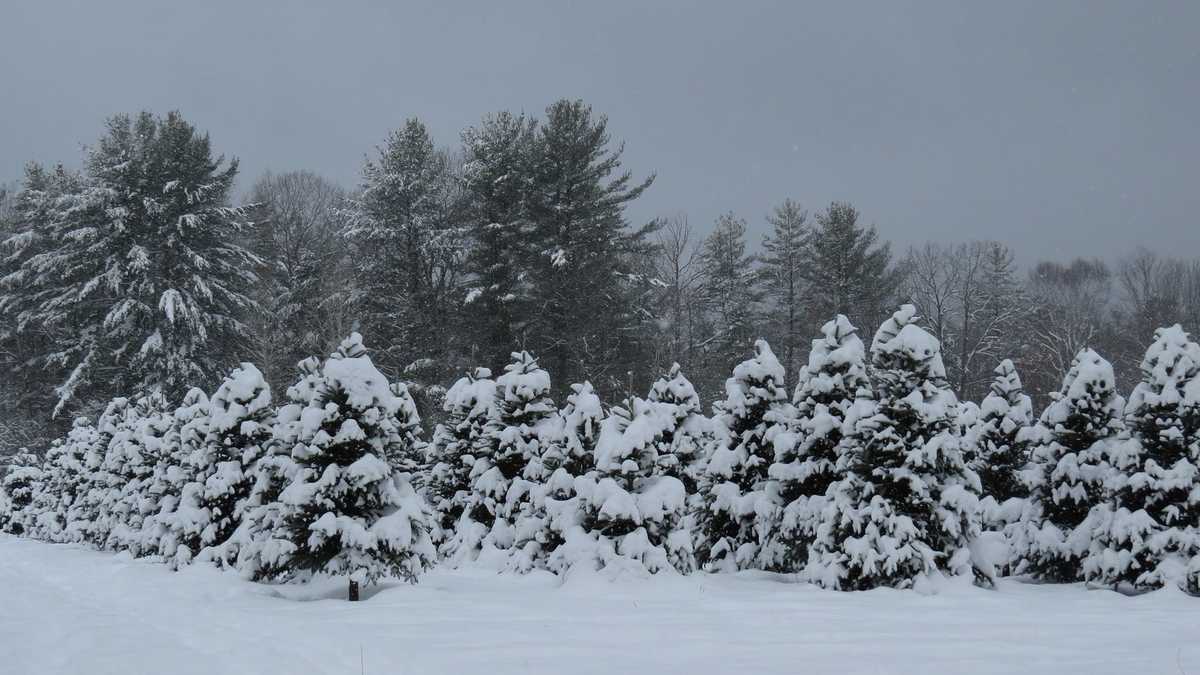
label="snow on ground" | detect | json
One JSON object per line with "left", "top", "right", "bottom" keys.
{"left": 2, "top": 535, "right": 1196, "bottom": 675}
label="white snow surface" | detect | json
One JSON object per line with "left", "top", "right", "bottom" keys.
{"left": 3, "top": 535, "right": 1197, "bottom": 675}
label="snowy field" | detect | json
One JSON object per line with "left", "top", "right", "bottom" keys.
{"left": 2, "top": 536, "right": 1196, "bottom": 675}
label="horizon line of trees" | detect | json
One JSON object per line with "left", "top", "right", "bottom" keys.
{"left": 1, "top": 103, "right": 1199, "bottom": 459}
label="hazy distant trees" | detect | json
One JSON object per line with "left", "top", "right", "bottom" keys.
{"left": 3, "top": 100, "right": 1200, "bottom": 462}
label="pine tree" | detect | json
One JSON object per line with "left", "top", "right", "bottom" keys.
{"left": 552, "top": 381, "right": 603, "bottom": 477}
{"left": 696, "top": 214, "right": 761, "bottom": 399}
{"left": 646, "top": 363, "right": 714, "bottom": 494}
{"left": 279, "top": 334, "right": 435, "bottom": 598}
{"left": 480, "top": 351, "right": 558, "bottom": 565}
{"left": 1084, "top": 325, "right": 1200, "bottom": 590}
{"left": 35, "top": 418, "right": 97, "bottom": 542}
{"left": 189, "top": 364, "right": 274, "bottom": 565}
{"left": 5, "top": 112, "right": 259, "bottom": 412}
{"left": 972, "top": 359, "right": 1034, "bottom": 504}
{"left": 524, "top": 99, "right": 656, "bottom": 391}
{"left": 0, "top": 449, "right": 43, "bottom": 535}
{"left": 67, "top": 398, "right": 129, "bottom": 547}
{"left": 226, "top": 358, "right": 313, "bottom": 581}
{"left": 765, "top": 315, "right": 868, "bottom": 572}
{"left": 1012, "top": 348, "right": 1124, "bottom": 582}
{"left": 342, "top": 119, "right": 461, "bottom": 384}
{"left": 149, "top": 387, "right": 209, "bottom": 563}
{"left": 821, "top": 305, "right": 981, "bottom": 589}
{"left": 694, "top": 339, "right": 788, "bottom": 571}
{"left": 460, "top": 111, "right": 537, "bottom": 369}
{"left": 803, "top": 202, "right": 898, "bottom": 338}
{"left": 758, "top": 199, "right": 809, "bottom": 375}
{"left": 427, "top": 368, "right": 497, "bottom": 539}
{"left": 389, "top": 381, "right": 426, "bottom": 474}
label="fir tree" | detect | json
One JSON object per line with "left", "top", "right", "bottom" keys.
{"left": 427, "top": 368, "right": 497, "bottom": 539}
{"left": 696, "top": 214, "right": 761, "bottom": 399}
{"left": 646, "top": 363, "right": 714, "bottom": 494}
{"left": 1084, "top": 325, "right": 1200, "bottom": 590}
{"left": 758, "top": 199, "right": 809, "bottom": 375}
{"left": 694, "top": 339, "right": 788, "bottom": 571}
{"left": 766, "top": 315, "right": 868, "bottom": 572}
{"left": 803, "top": 202, "right": 898, "bottom": 337}
{"left": 0, "top": 449, "right": 43, "bottom": 535}
{"left": 972, "top": 359, "right": 1034, "bottom": 503}
{"left": 1012, "top": 348, "right": 1124, "bottom": 582}
{"left": 279, "top": 334, "right": 435, "bottom": 598}
{"left": 819, "top": 305, "right": 981, "bottom": 589}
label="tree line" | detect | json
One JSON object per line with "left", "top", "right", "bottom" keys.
{"left": 1, "top": 103, "right": 1198, "bottom": 458}
{"left": 2, "top": 310, "right": 1198, "bottom": 597}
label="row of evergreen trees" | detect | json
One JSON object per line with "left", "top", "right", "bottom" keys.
{"left": 3, "top": 310, "right": 1199, "bottom": 596}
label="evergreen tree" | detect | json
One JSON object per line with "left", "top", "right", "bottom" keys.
{"left": 460, "top": 111, "right": 537, "bottom": 369}
{"left": 765, "top": 315, "right": 868, "bottom": 572}
{"left": 1012, "top": 348, "right": 1124, "bottom": 582}
{"left": 279, "top": 334, "right": 435, "bottom": 598}
{"left": 524, "top": 99, "right": 656, "bottom": 392}
{"left": 188, "top": 364, "right": 274, "bottom": 565}
{"left": 820, "top": 305, "right": 981, "bottom": 589}
{"left": 803, "top": 202, "right": 898, "bottom": 338}
{"left": 427, "top": 368, "right": 497, "bottom": 539}
{"left": 0, "top": 449, "right": 43, "bottom": 535}
{"left": 694, "top": 340, "right": 788, "bottom": 571}
{"left": 758, "top": 199, "right": 810, "bottom": 375}
{"left": 148, "top": 387, "right": 209, "bottom": 563}
{"left": 36, "top": 418, "right": 97, "bottom": 542}
{"left": 342, "top": 119, "right": 462, "bottom": 384}
{"left": 972, "top": 359, "right": 1034, "bottom": 503}
{"left": 697, "top": 213, "right": 762, "bottom": 398}
{"left": 551, "top": 381, "right": 603, "bottom": 477}
{"left": 1084, "top": 325, "right": 1200, "bottom": 590}
{"left": 479, "top": 352, "right": 558, "bottom": 563}
{"left": 4, "top": 112, "right": 259, "bottom": 412}
{"left": 646, "top": 363, "right": 714, "bottom": 494}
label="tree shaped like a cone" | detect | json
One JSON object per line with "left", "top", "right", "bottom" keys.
{"left": 826, "top": 305, "right": 981, "bottom": 590}
{"left": 427, "top": 367, "right": 497, "bottom": 543}
{"left": 280, "top": 334, "right": 435, "bottom": 599}
{"left": 766, "top": 315, "right": 869, "bottom": 572}
{"left": 646, "top": 364, "right": 714, "bottom": 495}
{"left": 972, "top": 360, "right": 1034, "bottom": 505}
{"left": 1084, "top": 325, "right": 1200, "bottom": 591}
{"left": 1012, "top": 348, "right": 1124, "bottom": 583}
{"left": 695, "top": 339, "right": 789, "bottom": 572}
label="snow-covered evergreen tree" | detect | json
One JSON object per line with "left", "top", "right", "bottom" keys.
{"left": 972, "top": 359, "right": 1034, "bottom": 504}
{"left": 388, "top": 381, "right": 426, "bottom": 474}
{"left": 146, "top": 387, "right": 209, "bottom": 563}
{"left": 0, "top": 449, "right": 43, "bottom": 535}
{"left": 279, "top": 334, "right": 435, "bottom": 597}
{"left": 184, "top": 364, "right": 274, "bottom": 566}
{"left": 66, "top": 398, "right": 128, "bottom": 547}
{"left": 646, "top": 363, "right": 713, "bottom": 494}
{"left": 225, "top": 359, "right": 313, "bottom": 580}
{"left": 1084, "top": 325, "right": 1200, "bottom": 590}
{"left": 765, "top": 315, "right": 868, "bottom": 572}
{"left": 476, "top": 352, "right": 558, "bottom": 565}
{"left": 813, "top": 306, "right": 981, "bottom": 589}
{"left": 426, "top": 368, "right": 497, "bottom": 540}
{"left": 33, "top": 418, "right": 97, "bottom": 542}
{"left": 4, "top": 112, "right": 259, "bottom": 412}
{"left": 694, "top": 339, "right": 788, "bottom": 571}
{"left": 1011, "top": 348, "right": 1124, "bottom": 583}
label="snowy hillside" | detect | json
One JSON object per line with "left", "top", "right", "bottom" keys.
{"left": 3, "top": 535, "right": 1196, "bottom": 675}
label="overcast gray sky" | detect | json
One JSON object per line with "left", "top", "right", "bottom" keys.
{"left": 3, "top": 1, "right": 1198, "bottom": 261}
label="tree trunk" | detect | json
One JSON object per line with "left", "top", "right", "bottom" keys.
{"left": 348, "top": 579, "right": 360, "bottom": 602}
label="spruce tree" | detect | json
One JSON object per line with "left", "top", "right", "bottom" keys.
{"left": 1012, "top": 348, "right": 1124, "bottom": 582}
{"left": 696, "top": 214, "right": 761, "bottom": 399}
{"left": 646, "top": 363, "right": 714, "bottom": 494}
{"left": 694, "top": 339, "right": 788, "bottom": 571}
{"left": 766, "top": 315, "right": 868, "bottom": 572}
{"left": 191, "top": 364, "right": 274, "bottom": 565}
{"left": 427, "top": 368, "right": 497, "bottom": 539}
{"left": 1084, "top": 325, "right": 1200, "bottom": 590}
{"left": 823, "top": 305, "right": 981, "bottom": 589}
{"left": 149, "top": 387, "right": 209, "bottom": 563}
{"left": 0, "top": 449, "right": 43, "bottom": 535}
{"left": 279, "top": 334, "right": 435, "bottom": 598}
{"left": 803, "top": 202, "right": 899, "bottom": 337}
{"left": 972, "top": 359, "right": 1034, "bottom": 504}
